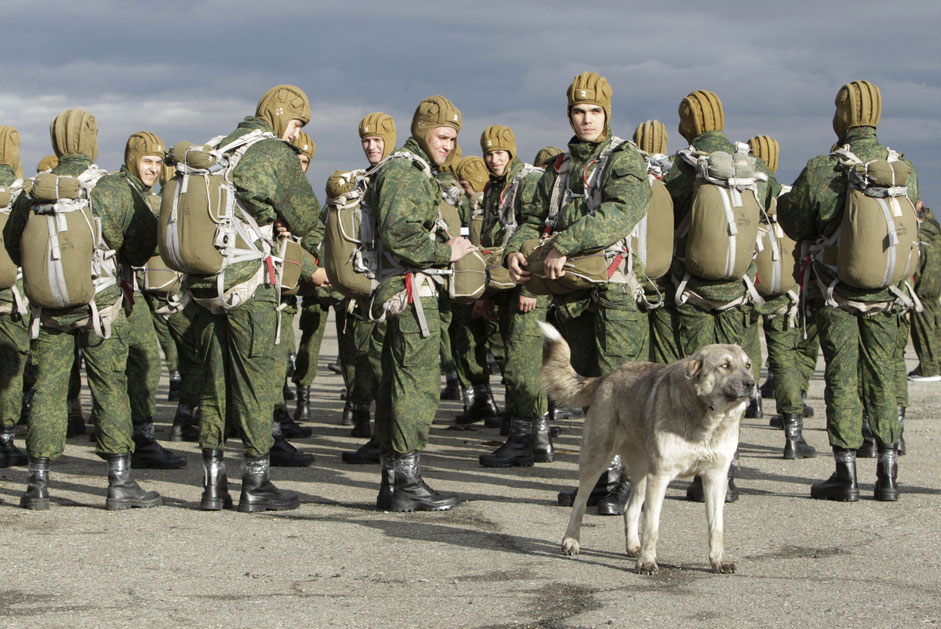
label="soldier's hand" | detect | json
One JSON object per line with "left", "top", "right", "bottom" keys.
{"left": 518, "top": 294, "right": 537, "bottom": 313}
{"left": 543, "top": 247, "right": 567, "bottom": 279}
{"left": 447, "top": 237, "right": 477, "bottom": 262}
{"left": 274, "top": 219, "right": 291, "bottom": 237}
{"left": 310, "top": 267, "right": 328, "bottom": 286}
{"left": 507, "top": 252, "right": 530, "bottom": 283}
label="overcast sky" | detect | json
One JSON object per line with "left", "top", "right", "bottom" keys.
{"left": 2, "top": 0, "right": 939, "bottom": 204}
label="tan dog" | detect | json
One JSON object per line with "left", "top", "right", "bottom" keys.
{"left": 539, "top": 322, "right": 753, "bottom": 574}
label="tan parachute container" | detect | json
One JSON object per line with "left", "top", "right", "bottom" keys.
{"left": 322, "top": 168, "right": 380, "bottom": 300}
{"left": 755, "top": 194, "right": 800, "bottom": 298}
{"left": 521, "top": 236, "right": 610, "bottom": 294}
{"left": 824, "top": 147, "right": 919, "bottom": 289}
{"left": 277, "top": 237, "right": 307, "bottom": 296}
{"left": 138, "top": 193, "right": 181, "bottom": 295}
{"left": 438, "top": 179, "right": 486, "bottom": 303}
{"left": 678, "top": 147, "right": 764, "bottom": 281}
{"left": 631, "top": 154, "right": 674, "bottom": 281}
{"left": 0, "top": 179, "right": 26, "bottom": 289}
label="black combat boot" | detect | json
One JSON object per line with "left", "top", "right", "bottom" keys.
{"left": 283, "top": 382, "right": 294, "bottom": 402}
{"left": 759, "top": 373, "right": 775, "bottom": 399}
{"left": 897, "top": 405, "right": 906, "bottom": 456}
{"left": 169, "top": 403, "right": 199, "bottom": 442}
{"left": 341, "top": 436, "right": 380, "bottom": 464}
{"left": 238, "top": 453, "right": 299, "bottom": 513}
{"left": 377, "top": 451, "right": 395, "bottom": 510}
{"left": 782, "top": 412, "right": 817, "bottom": 459}
{"left": 769, "top": 415, "right": 784, "bottom": 429}
{"left": 687, "top": 465, "right": 738, "bottom": 503}
{"left": 557, "top": 458, "right": 620, "bottom": 508}
{"left": 744, "top": 394, "right": 762, "bottom": 419}
{"left": 327, "top": 360, "right": 342, "bottom": 375}
{"left": 532, "top": 413, "right": 554, "bottom": 463}
{"left": 269, "top": 423, "right": 314, "bottom": 467}
{"left": 20, "top": 457, "right": 50, "bottom": 510}
{"left": 857, "top": 415, "right": 877, "bottom": 458}
{"left": 66, "top": 397, "right": 85, "bottom": 437}
{"left": 350, "top": 404, "right": 371, "bottom": 439}
{"left": 597, "top": 476, "right": 631, "bottom": 516}
{"left": 471, "top": 382, "right": 501, "bottom": 424}
{"left": 802, "top": 390, "right": 814, "bottom": 418}
{"left": 453, "top": 384, "right": 479, "bottom": 425}
{"left": 340, "top": 400, "right": 354, "bottom": 426}
{"left": 168, "top": 370, "right": 182, "bottom": 401}
{"left": 200, "top": 449, "right": 233, "bottom": 510}
{"left": 294, "top": 385, "right": 311, "bottom": 422}
{"left": 440, "top": 370, "right": 461, "bottom": 401}
{"left": 0, "top": 427, "right": 27, "bottom": 467}
{"left": 105, "top": 453, "right": 162, "bottom": 510}
{"left": 479, "top": 418, "right": 533, "bottom": 467}
{"left": 874, "top": 441, "right": 899, "bottom": 501}
{"left": 275, "top": 406, "right": 312, "bottom": 439}
{"left": 390, "top": 451, "right": 459, "bottom": 512}
{"left": 810, "top": 447, "right": 859, "bottom": 502}
{"left": 131, "top": 421, "right": 187, "bottom": 469}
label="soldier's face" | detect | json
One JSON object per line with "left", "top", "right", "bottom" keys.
{"left": 459, "top": 180, "right": 475, "bottom": 198}
{"left": 138, "top": 155, "right": 163, "bottom": 187}
{"left": 485, "top": 150, "right": 510, "bottom": 177}
{"left": 570, "top": 105, "right": 605, "bottom": 143}
{"left": 427, "top": 127, "right": 458, "bottom": 166}
{"left": 298, "top": 154, "right": 310, "bottom": 173}
{"left": 282, "top": 119, "right": 304, "bottom": 142}
{"left": 362, "top": 136, "right": 385, "bottom": 165}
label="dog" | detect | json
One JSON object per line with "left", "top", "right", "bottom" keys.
{"left": 538, "top": 322, "right": 754, "bottom": 574}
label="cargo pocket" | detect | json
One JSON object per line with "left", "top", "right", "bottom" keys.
{"left": 597, "top": 306, "right": 646, "bottom": 361}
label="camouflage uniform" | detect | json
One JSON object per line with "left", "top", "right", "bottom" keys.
{"left": 188, "top": 116, "right": 321, "bottom": 457}
{"left": 910, "top": 210, "right": 941, "bottom": 376}
{"left": 779, "top": 125, "right": 918, "bottom": 451}
{"left": 5, "top": 155, "right": 157, "bottom": 460}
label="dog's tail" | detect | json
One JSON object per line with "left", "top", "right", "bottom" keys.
{"left": 538, "top": 321, "right": 602, "bottom": 410}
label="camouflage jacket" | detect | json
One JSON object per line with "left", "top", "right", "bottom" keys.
{"left": 664, "top": 130, "right": 779, "bottom": 303}
{"left": 914, "top": 209, "right": 941, "bottom": 300}
{"left": 4, "top": 155, "right": 157, "bottom": 326}
{"left": 0, "top": 164, "right": 24, "bottom": 308}
{"left": 188, "top": 116, "right": 322, "bottom": 295}
{"left": 777, "top": 126, "right": 919, "bottom": 303}
{"left": 480, "top": 157, "right": 541, "bottom": 297}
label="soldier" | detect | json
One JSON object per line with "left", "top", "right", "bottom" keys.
{"left": 778, "top": 80, "right": 918, "bottom": 502}
{"left": 475, "top": 125, "right": 552, "bottom": 467}
{"left": 908, "top": 200, "right": 941, "bottom": 383}
{"left": 663, "top": 90, "right": 777, "bottom": 502}
{"left": 185, "top": 85, "right": 321, "bottom": 512}
{"left": 36, "top": 155, "right": 57, "bottom": 172}
{"left": 745, "top": 135, "right": 816, "bottom": 460}
{"left": 0, "top": 126, "right": 29, "bottom": 468}
{"left": 506, "top": 71, "right": 652, "bottom": 515}
{"left": 367, "top": 95, "right": 476, "bottom": 511}
{"left": 118, "top": 132, "right": 187, "bottom": 470}
{"left": 533, "top": 147, "right": 563, "bottom": 170}
{"left": 4, "top": 109, "right": 161, "bottom": 510}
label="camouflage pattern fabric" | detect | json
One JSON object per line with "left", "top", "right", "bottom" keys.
{"left": 144, "top": 292, "right": 180, "bottom": 372}
{"left": 780, "top": 126, "right": 918, "bottom": 447}
{"left": 648, "top": 283, "right": 681, "bottom": 364}
{"left": 293, "top": 298, "right": 331, "bottom": 389}
{"left": 27, "top": 310, "right": 135, "bottom": 459}
{"left": 760, "top": 301, "right": 804, "bottom": 415}
{"left": 192, "top": 286, "right": 278, "bottom": 457}
{"left": 272, "top": 298, "right": 298, "bottom": 417}
{"left": 0, "top": 312, "right": 29, "bottom": 431}
{"left": 338, "top": 305, "right": 384, "bottom": 407}
{"left": 911, "top": 211, "right": 941, "bottom": 376}
{"left": 674, "top": 301, "right": 753, "bottom": 365}
{"left": 492, "top": 287, "right": 548, "bottom": 420}
{"left": 438, "top": 292, "right": 456, "bottom": 379}
{"left": 125, "top": 289, "right": 162, "bottom": 424}
{"left": 164, "top": 302, "right": 204, "bottom": 408}
{"left": 449, "top": 303, "right": 490, "bottom": 388}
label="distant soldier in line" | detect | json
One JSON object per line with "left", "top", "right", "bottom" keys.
{"left": 909, "top": 200, "right": 941, "bottom": 384}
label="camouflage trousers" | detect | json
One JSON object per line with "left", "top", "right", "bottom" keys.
{"left": 273, "top": 300, "right": 298, "bottom": 416}
{"left": 910, "top": 297, "right": 940, "bottom": 377}
{"left": 293, "top": 299, "right": 331, "bottom": 389}
{"left": 493, "top": 288, "right": 548, "bottom": 421}
{"left": 374, "top": 294, "right": 441, "bottom": 455}
{"left": 164, "top": 301, "right": 204, "bottom": 408}
{"left": 144, "top": 291, "right": 179, "bottom": 373}
{"left": 337, "top": 304, "right": 383, "bottom": 407}
{"left": 552, "top": 286, "right": 648, "bottom": 378}
{"left": 438, "top": 293, "right": 455, "bottom": 376}
{"left": 759, "top": 308, "right": 815, "bottom": 415}
{"left": 676, "top": 301, "right": 758, "bottom": 378}
{"left": 125, "top": 290, "right": 162, "bottom": 424}
{"left": 191, "top": 286, "right": 278, "bottom": 457}
{"left": 648, "top": 302, "right": 681, "bottom": 364}
{"left": 28, "top": 309, "right": 135, "bottom": 459}
{"left": 817, "top": 305, "right": 904, "bottom": 449}
{"left": 449, "top": 302, "right": 491, "bottom": 388}
{"left": 0, "top": 313, "right": 29, "bottom": 431}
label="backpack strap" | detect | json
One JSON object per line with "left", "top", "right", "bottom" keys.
{"left": 497, "top": 163, "right": 543, "bottom": 247}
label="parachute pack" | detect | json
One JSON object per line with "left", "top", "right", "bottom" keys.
{"left": 817, "top": 146, "right": 919, "bottom": 290}
{"left": 21, "top": 165, "right": 120, "bottom": 338}
{"left": 159, "top": 130, "right": 287, "bottom": 313}
{"left": 0, "top": 179, "right": 28, "bottom": 316}
{"left": 754, "top": 190, "right": 800, "bottom": 299}
{"left": 632, "top": 153, "right": 674, "bottom": 282}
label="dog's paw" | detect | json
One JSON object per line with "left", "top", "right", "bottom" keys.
{"left": 625, "top": 543, "right": 640, "bottom": 558}
{"left": 635, "top": 561, "right": 659, "bottom": 575}
{"left": 561, "top": 538, "right": 580, "bottom": 556}
{"left": 711, "top": 560, "right": 736, "bottom": 574}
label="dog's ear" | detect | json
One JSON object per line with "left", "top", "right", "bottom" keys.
{"left": 684, "top": 357, "right": 702, "bottom": 381}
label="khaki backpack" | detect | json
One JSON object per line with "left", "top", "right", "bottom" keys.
{"left": 755, "top": 192, "right": 800, "bottom": 298}
{"left": 676, "top": 146, "right": 764, "bottom": 282}
{"left": 21, "top": 165, "right": 119, "bottom": 337}
{"left": 436, "top": 182, "right": 486, "bottom": 303}
{"left": 818, "top": 147, "right": 919, "bottom": 290}
{"left": 631, "top": 154, "right": 674, "bottom": 281}
{"left": 137, "top": 193, "right": 181, "bottom": 296}
{"left": 0, "top": 179, "right": 26, "bottom": 290}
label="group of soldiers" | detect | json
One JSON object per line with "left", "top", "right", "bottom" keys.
{"left": 0, "top": 72, "right": 932, "bottom": 515}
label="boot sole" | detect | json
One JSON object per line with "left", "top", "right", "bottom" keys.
{"left": 810, "top": 490, "right": 859, "bottom": 502}
{"left": 0, "top": 454, "right": 28, "bottom": 468}
{"left": 106, "top": 496, "right": 162, "bottom": 510}
{"left": 533, "top": 453, "right": 554, "bottom": 464}
{"left": 201, "top": 497, "right": 234, "bottom": 510}
{"left": 390, "top": 500, "right": 458, "bottom": 512}
{"left": 237, "top": 500, "right": 299, "bottom": 513}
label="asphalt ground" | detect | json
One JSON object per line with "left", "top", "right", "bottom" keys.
{"left": 1, "top": 310, "right": 939, "bottom": 628}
